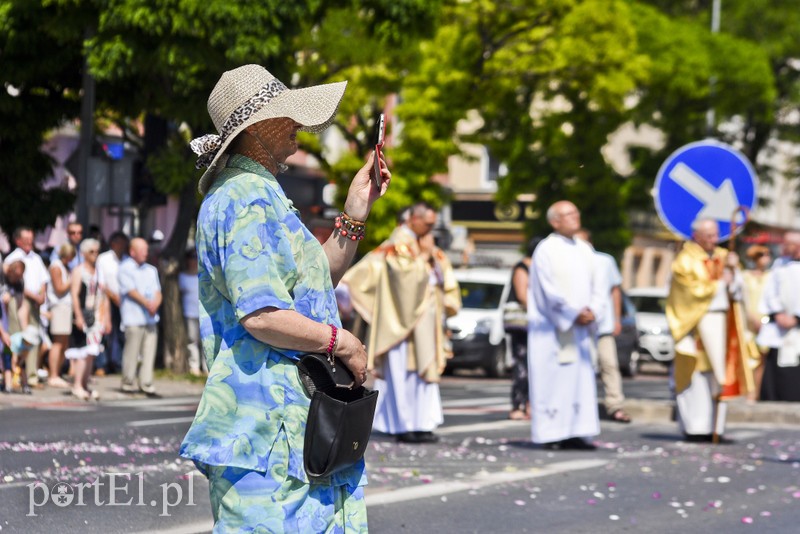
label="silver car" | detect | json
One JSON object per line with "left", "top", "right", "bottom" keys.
{"left": 627, "top": 287, "right": 674, "bottom": 364}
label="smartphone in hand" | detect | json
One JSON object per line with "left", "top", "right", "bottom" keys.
{"left": 373, "top": 113, "right": 385, "bottom": 189}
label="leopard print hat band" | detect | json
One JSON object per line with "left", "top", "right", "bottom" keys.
{"left": 190, "top": 78, "right": 288, "bottom": 169}
{"left": 192, "top": 65, "right": 347, "bottom": 195}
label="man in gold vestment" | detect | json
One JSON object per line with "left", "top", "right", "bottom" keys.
{"left": 666, "top": 219, "right": 754, "bottom": 443}
{"left": 342, "top": 202, "right": 461, "bottom": 443}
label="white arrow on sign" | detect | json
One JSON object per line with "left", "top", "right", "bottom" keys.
{"left": 668, "top": 162, "right": 741, "bottom": 222}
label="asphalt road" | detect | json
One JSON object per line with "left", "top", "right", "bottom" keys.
{"left": 1, "top": 368, "right": 798, "bottom": 533}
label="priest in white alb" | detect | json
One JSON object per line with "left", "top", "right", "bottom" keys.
{"left": 527, "top": 201, "right": 604, "bottom": 450}
{"left": 757, "top": 234, "right": 800, "bottom": 402}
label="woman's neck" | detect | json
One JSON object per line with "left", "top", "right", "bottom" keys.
{"left": 229, "top": 133, "right": 280, "bottom": 175}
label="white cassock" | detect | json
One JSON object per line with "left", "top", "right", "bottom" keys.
{"left": 757, "top": 260, "right": 800, "bottom": 362}
{"left": 527, "top": 234, "right": 603, "bottom": 444}
{"left": 373, "top": 271, "right": 444, "bottom": 434}
{"left": 755, "top": 260, "right": 800, "bottom": 401}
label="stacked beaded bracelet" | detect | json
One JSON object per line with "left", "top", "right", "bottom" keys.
{"left": 335, "top": 211, "right": 366, "bottom": 241}
{"left": 326, "top": 324, "right": 339, "bottom": 370}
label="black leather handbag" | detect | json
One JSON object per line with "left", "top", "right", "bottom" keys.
{"left": 296, "top": 353, "right": 378, "bottom": 481}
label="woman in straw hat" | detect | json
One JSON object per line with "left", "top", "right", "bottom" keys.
{"left": 179, "top": 64, "right": 389, "bottom": 532}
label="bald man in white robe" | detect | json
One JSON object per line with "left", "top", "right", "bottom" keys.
{"left": 527, "top": 201, "right": 604, "bottom": 450}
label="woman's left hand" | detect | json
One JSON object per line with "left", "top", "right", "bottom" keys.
{"left": 343, "top": 150, "right": 391, "bottom": 221}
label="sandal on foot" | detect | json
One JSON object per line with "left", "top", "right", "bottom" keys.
{"left": 47, "top": 377, "right": 71, "bottom": 388}
{"left": 71, "top": 389, "right": 91, "bottom": 401}
{"left": 509, "top": 409, "right": 528, "bottom": 421}
{"left": 610, "top": 409, "right": 632, "bottom": 423}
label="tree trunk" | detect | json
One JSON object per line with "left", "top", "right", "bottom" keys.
{"left": 160, "top": 175, "right": 199, "bottom": 374}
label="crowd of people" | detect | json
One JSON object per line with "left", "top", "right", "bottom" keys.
{"left": 510, "top": 208, "right": 800, "bottom": 450}
{"left": 348, "top": 200, "right": 798, "bottom": 452}
{"left": 4, "top": 61, "right": 797, "bottom": 532}
{"left": 0, "top": 223, "right": 204, "bottom": 399}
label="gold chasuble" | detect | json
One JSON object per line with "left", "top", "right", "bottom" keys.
{"left": 342, "top": 226, "right": 461, "bottom": 383}
{"left": 666, "top": 241, "right": 754, "bottom": 396}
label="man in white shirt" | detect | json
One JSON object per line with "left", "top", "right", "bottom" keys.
{"left": 118, "top": 237, "right": 161, "bottom": 395}
{"left": 96, "top": 231, "right": 129, "bottom": 374}
{"left": 3, "top": 227, "right": 49, "bottom": 383}
{"left": 527, "top": 201, "right": 604, "bottom": 450}
{"left": 178, "top": 248, "right": 204, "bottom": 376}
{"left": 50, "top": 222, "right": 84, "bottom": 269}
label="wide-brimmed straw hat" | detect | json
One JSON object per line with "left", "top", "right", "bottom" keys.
{"left": 191, "top": 64, "right": 347, "bottom": 195}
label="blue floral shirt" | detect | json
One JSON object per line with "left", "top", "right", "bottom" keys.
{"left": 179, "top": 155, "right": 366, "bottom": 488}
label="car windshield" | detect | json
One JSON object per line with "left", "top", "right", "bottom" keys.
{"left": 459, "top": 281, "right": 505, "bottom": 309}
{"left": 630, "top": 295, "right": 666, "bottom": 314}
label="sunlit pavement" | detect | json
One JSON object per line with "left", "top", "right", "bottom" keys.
{"left": 1, "top": 366, "right": 798, "bottom": 533}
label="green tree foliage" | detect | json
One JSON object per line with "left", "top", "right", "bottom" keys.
{"left": 627, "top": 2, "right": 775, "bottom": 203}
{"left": 289, "top": 1, "right": 445, "bottom": 247}
{"left": 397, "top": 0, "right": 777, "bottom": 256}
{"left": 394, "top": 0, "right": 652, "bottom": 255}
{"left": 0, "top": 1, "right": 83, "bottom": 235}
{"left": 1, "top": 0, "right": 443, "bottom": 245}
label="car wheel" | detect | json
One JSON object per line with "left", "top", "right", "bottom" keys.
{"left": 484, "top": 343, "right": 507, "bottom": 378}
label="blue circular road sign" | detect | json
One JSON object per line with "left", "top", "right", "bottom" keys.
{"left": 654, "top": 140, "right": 758, "bottom": 241}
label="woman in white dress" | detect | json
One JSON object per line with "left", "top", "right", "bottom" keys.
{"left": 66, "top": 239, "right": 108, "bottom": 400}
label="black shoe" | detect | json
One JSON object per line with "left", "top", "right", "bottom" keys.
{"left": 396, "top": 432, "right": 419, "bottom": 443}
{"left": 414, "top": 431, "right": 440, "bottom": 444}
{"left": 542, "top": 441, "right": 563, "bottom": 450}
{"left": 711, "top": 435, "right": 735, "bottom": 445}
{"left": 561, "top": 437, "right": 597, "bottom": 450}
{"left": 684, "top": 433, "right": 712, "bottom": 443}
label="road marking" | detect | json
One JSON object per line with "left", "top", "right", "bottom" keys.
{"left": 126, "top": 416, "right": 195, "bottom": 427}
{"left": 438, "top": 419, "right": 527, "bottom": 435}
{"left": 135, "top": 522, "right": 213, "bottom": 534}
{"left": 441, "top": 396, "right": 509, "bottom": 408}
{"left": 28, "top": 405, "right": 98, "bottom": 412}
{"left": 366, "top": 458, "right": 608, "bottom": 506}
{"left": 111, "top": 396, "right": 200, "bottom": 408}
{"left": 140, "top": 404, "right": 199, "bottom": 413}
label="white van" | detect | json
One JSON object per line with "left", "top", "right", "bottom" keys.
{"left": 445, "top": 268, "right": 513, "bottom": 377}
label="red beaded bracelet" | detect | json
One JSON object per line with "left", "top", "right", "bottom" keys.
{"left": 334, "top": 212, "right": 366, "bottom": 241}
{"left": 326, "top": 324, "right": 338, "bottom": 368}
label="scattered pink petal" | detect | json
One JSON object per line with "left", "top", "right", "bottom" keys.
{"left": 514, "top": 500, "right": 526, "bottom": 506}
{"left": 759, "top": 511, "right": 771, "bottom": 517}
{"left": 651, "top": 492, "right": 662, "bottom": 500}
{"left": 587, "top": 499, "right": 598, "bottom": 505}
{"left": 792, "top": 491, "right": 800, "bottom": 499}
{"left": 741, "top": 517, "right": 754, "bottom": 524}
